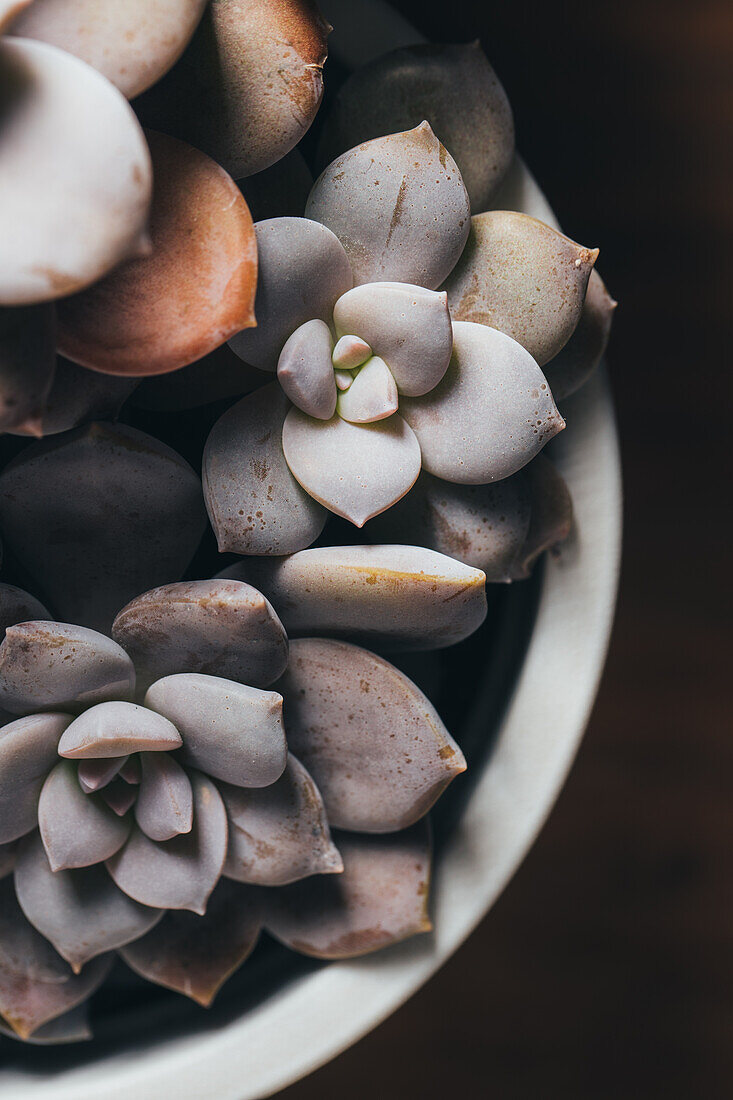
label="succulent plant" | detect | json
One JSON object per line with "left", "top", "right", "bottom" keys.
{"left": 0, "top": 570, "right": 475, "bottom": 1042}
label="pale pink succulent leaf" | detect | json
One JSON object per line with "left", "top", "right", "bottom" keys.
{"left": 0, "top": 582, "right": 50, "bottom": 640}
{"left": 509, "top": 455, "right": 574, "bottom": 580}
{"left": 0, "top": 714, "right": 72, "bottom": 844}
{"left": 332, "top": 335, "right": 371, "bottom": 371}
{"left": 0, "top": 304, "right": 56, "bottom": 432}
{"left": 38, "top": 761, "right": 131, "bottom": 871}
{"left": 58, "top": 702, "right": 181, "bottom": 760}
{"left": 135, "top": 753, "right": 194, "bottom": 842}
{"left": 277, "top": 319, "right": 337, "bottom": 420}
{"left": 543, "top": 269, "right": 617, "bottom": 400}
{"left": 77, "top": 756, "right": 128, "bottom": 795}
{"left": 336, "top": 356, "right": 399, "bottom": 424}
{"left": 119, "top": 756, "right": 141, "bottom": 785}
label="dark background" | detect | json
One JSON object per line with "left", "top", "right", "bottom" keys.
{"left": 279, "top": 1, "right": 733, "bottom": 1097}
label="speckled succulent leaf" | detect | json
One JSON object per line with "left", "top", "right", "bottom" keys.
{"left": 57, "top": 131, "right": 257, "bottom": 378}
{"left": 277, "top": 319, "right": 337, "bottom": 420}
{"left": 106, "top": 770, "right": 227, "bottom": 915}
{"left": 317, "top": 41, "right": 514, "bottom": 213}
{"left": 0, "top": 422, "right": 207, "bottom": 632}
{"left": 365, "top": 470, "right": 533, "bottom": 582}
{"left": 0, "top": 623, "right": 134, "bottom": 717}
{"left": 0, "top": 1002, "right": 91, "bottom": 1045}
{"left": 0, "top": 842, "right": 17, "bottom": 880}
{"left": 223, "top": 544, "right": 487, "bottom": 651}
{"left": 144, "top": 674, "right": 287, "bottom": 789}
{"left": 282, "top": 408, "right": 421, "bottom": 527}
{"left": 38, "top": 761, "right": 130, "bottom": 871}
{"left": 135, "top": 753, "right": 193, "bottom": 842}
{"left": 543, "top": 269, "right": 617, "bottom": 400}
{"left": 336, "top": 356, "right": 398, "bottom": 423}
{"left": 11, "top": 357, "right": 138, "bottom": 438}
{"left": 133, "top": 342, "right": 265, "bottom": 413}
{"left": 9, "top": 0, "right": 208, "bottom": 98}
{"left": 401, "top": 321, "right": 564, "bottom": 485}
{"left": 0, "top": 582, "right": 50, "bottom": 640}
{"left": 15, "top": 833, "right": 163, "bottom": 972}
{"left": 135, "top": 0, "right": 329, "bottom": 178}
{"left": 0, "top": 1, "right": 32, "bottom": 33}
{"left": 58, "top": 702, "right": 182, "bottom": 760}
{"left": 509, "top": 454, "right": 573, "bottom": 580}
{"left": 333, "top": 283, "right": 453, "bottom": 397}
{"left": 276, "top": 638, "right": 466, "bottom": 832}
{"left": 306, "top": 122, "right": 470, "bottom": 289}
{"left": 0, "top": 37, "right": 151, "bottom": 305}
{"left": 263, "top": 821, "right": 432, "bottom": 958}
{"left": 203, "top": 384, "right": 327, "bottom": 556}
{"left": 237, "top": 147, "right": 313, "bottom": 223}
{"left": 0, "top": 878, "right": 112, "bottom": 1040}
{"left": 112, "top": 580, "right": 288, "bottom": 689}
{"left": 0, "top": 714, "right": 72, "bottom": 844}
{"left": 120, "top": 878, "right": 262, "bottom": 1007}
{"left": 0, "top": 304, "right": 55, "bottom": 433}
{"left": 229, "top": 218, "right": 352, "bottom": 372}
{"left": 221, "top": 755, "right": 343, "bottom": 886}
{"left": 77, "top": 756, "right": 127, "bottom": 795}
{"left": 442, "top": 211, "right": 598, "bottom": 366}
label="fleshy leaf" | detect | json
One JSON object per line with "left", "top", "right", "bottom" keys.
{"left": 0, "top": 878, "right": 112, "bottom": 1041}
{"left": 0, "top": 305, "right": 55, "bottom": 432}
{"left": 510, "top": 455, "right": 574, "bottom": 580}
{"left": 401, "top": 321, "right": 564, "bottom": 484}
{"left": 119, "top": 756, "right": 141, "bottom": 785}
{"left": 106, "top": 770, "right": 228, "bottom": 915}
{"left": 0, "top": 37, "right": 151, "bottom": 305}
{"left": 0, "top": 422, "right": 207, "bottom": 631}
{"left": 336, "top": 356, "right": 398, "bottom": 424}
{"left": 0, "top": 582, "right": 50, "bottom": 640}
{"left": 332, "top": 335, "right": 371, "bottom": 371}
{"left": 203, "top": 383, "right": 327, "bottom": 556}
{"left": 10, "top": 357, "right": 138, "bottom": 438}
{"left": 306, "top": 122, "right": 470, "bottom": 289}
{"left": 58, "top": 702, "right": 182, "bottom": 759}
{"left": 120, "top": 878, "right": 261, "bottom": 1007}
{"left": 442, "top": 211, "right": 598, "bottom": 366}
{"left": 277, "top": 319, "right": 337, "bottom": 420}
{"left": 39, "top": 761, "right": 130, "bottom": 871}
{"left": 15, "top": 833, "right": 163, "bottom": 972}
{"left": 0, "top": 1002, "right": 91, "bottom": 1045}
{"left": 144, "top": 674, "right": 287, "bottom": 789}
{"left": 112, "top": 579, "right": 288, "bottom": 689}
{"left": 9, "top": 0, "right": 208, "bottom": 98}
{"left": 135, "top": 0, "right": 330, "bottom": 178}
{"left": 133, "top": 342, "right": 264, "bottom": 413}
{"left": 282, "top": 408, "right": 421, "bottom": 527}
{"left": 100, "top": 781, "right": 137, "bottom": 818}
{"left": 223, "top": 545, "right": 487, "bottom": 650}
{"left": 135, "top": 753, "right": 193, "bottom": 842}
{"left": 333, "top": 283, "right": 452, "bottom": 397}
{"left": 57, "top": 131, "right": 257, "bottom": 377}
{"left": 221, "top": 755, "right": 342, "bottom": 886}
{"left": 277, "top": 638, "right": 466, "bottom": 832}
{"left": 237, "top": 147, "right": 313, "bottom": 223}
{"left": 0, "top": 623, "right": 134, "bottom": 716}
{"left": 263, "top": 821, "right": 432, "bottom": 958}
{"left": 0, "top": 714, "right": 72, "bottom": 844}
{"left": 544, "top": 269, "right": 617, "bottom": 399}
{"left": 229, "top": 218, "right": 352, "bottom": 372}
{"left": 77, "top": 757, "right": 127, "bottom": 795}
{"left": 317, "top": 41, "right": 514, "bottom": 213}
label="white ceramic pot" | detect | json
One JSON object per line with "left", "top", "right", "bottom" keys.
{"left": 1, "top": 3, "right": 621, "bottom": 1096}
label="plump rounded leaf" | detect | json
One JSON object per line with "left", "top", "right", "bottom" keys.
{"left": 443, "top": 211, "right": 598, "bottom": 366}
{"left": 0, "top": 305, "right": 55, "bottom": 433}
{"left": 38, "top": 761, "right": 131, "bottom": 871}
{"left": 135, "top": 753, "right": 193, "bottom": 842}
{"left": 133, "top": 342, "right": 264, "bottom": 413}
{"left": 203, "top": 383, "right": 327, "bottom": 556}
{"left": 282, "top": 408, "right": 421, "bottom": 527}
{"left": 135, "top": 0, "right": 329, "bottom": 177}
{"left": 145, "top": 674, "right": 287, "bottom": 789}
{"left": 336, "top": 356, "right": 398, "bottom": 424}
{"left": 10, "top": 0, "right": 208, "bottom": 98}
{"left": 0, "top": 714, "right": 72, "bottom": 844}
{"left": 0, "top": 1003, "right": 91, "bottom": 1045}
{"left": 237, "top": 147, "right": 313, "bottom": 223}
{"left": 225, "top": 545, "right": 487, "bottom": 650}
{"left": 544, "top": 269, "right": 617, "bottom": 399}
{"left": 277, "top": 638, "right": 466, "bottom": 831}
{"left": 366, "top": 470, "right": 533, "bottom": 581}
{"left": 263, "top": 821, "right": 431, "bottom": 958}
{"left": 229, "top": 218, "right": 352, "bottom": 372}
{"left": 317, "top": 41, "right": 514, "bottom": 213}
{"left": 0, "top": 623, "right": 134, "bottom": 716}
{"left": 0, "top": 582, "right": 50, "bottom": 641}
{"left": 509, "top": 455, "right": 574, "bottom": 580}
{"left": 333, "top": 283, "right": 452, "bottom": 397}
{"left": 77, "top": 757, "right": 127, "bottom": 795}
{"left": 112, "top": 579, "right": 288, "bottom": 689}
{"left": 0, "top": 422, "right": 207, "bottom": 632}
{"left": 57, "top": 131, "right": 257, "bottom": 377}
{"left": 106, "top": 770, "right": 228, "bottom": 915}
{"left": 58, "top": 702, "right": 182, "bottom": 760}
{"left": 332, "top": 334, "right": 371, "bottom": 371}
{"left": 222, "top": 755, "right": 342, "bottom": 886}
{"left": 10, "top": 357, "right": 137, "bottom": 438}
{"left": 334, "top": 369, "right": 353, "bottom": 391}
{"left": 0, "top": 37, "right": 151, "bottom": 305}
{"left": 401, "top": 321, "right": 564, "bottom": 484}
{"left": 120, "top": 878, "right": 261, "bottom": 1006}
{"left": 15, "top": 833, "right": 163, "bottom": 972}
{"left": 0, "top": 878, "right": 112, "bottom": 1040}
{"left": 306, "top": 122, "right": 470, "bottom": 289}
{"left": 277, "top": 319, "right": 337, "bottom": 420}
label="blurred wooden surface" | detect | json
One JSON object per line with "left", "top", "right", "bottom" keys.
{"left": 278, "top": 2, "right": 733, "bottom": 1097}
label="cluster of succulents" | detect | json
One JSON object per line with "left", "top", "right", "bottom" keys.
{"left": 0, "top": 0, "right": 613, "bottom": 1046}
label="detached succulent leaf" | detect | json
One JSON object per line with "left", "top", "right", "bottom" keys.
{"left": 0, "top": 714, "right": 72, "bottom": 844}
{"left": 263, "top": 821, "right": 432, "bottom": 958}
{"left": 509, "top": 454, "right": 574, "bottom": 579}
{"left": 38, "top": 761, "right": 131, "bottom": 871}
{"left": 543, "top": 269, "right": 617, "bottom": 399}
{"left": 58, "top": 702, "right": 182, "bottom": 759}
{"left": 0, "top": 304, "right": 55, "bottom": 433}
{"left": 277, "top": 638, "right": 466, "bottom": 832}
{"left": 0, "top": 582, "right": 50, "bottom": 640}
{"left": 306, "top": 122, "right": 470, "bottom": 289}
